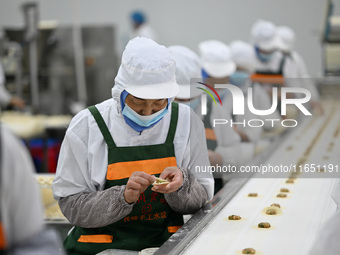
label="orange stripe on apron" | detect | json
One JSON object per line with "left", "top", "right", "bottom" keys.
{"left": 0, "top": 223, "right": 7, "bottom": 249}
{"left": 205, "top": 128, "right": 217, "bottom": 141}
{"left": 78, "top": 234, "right": 113, "bottom": 243}
{"left": 250, "top": 74, "right": 284, "bottom": 85}
{"left": 106, "top": 157, "right": 177, "bottom": 180}
{"left": 168, "top": 226, "right": 181, "bottom": 233}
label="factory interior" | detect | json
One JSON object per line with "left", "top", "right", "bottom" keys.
{"left": 0, "top": 0, "right": 340, "bottom": 255}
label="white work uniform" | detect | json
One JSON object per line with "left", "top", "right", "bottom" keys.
{"left": 283, "top": 51, "right": 320, "bottom": 101}
{"left": 0, "top": 63, "right": 11, "bottom": 107}
{"left": 1, "top": 126, "right": 63, "bottom": 254}
{"left": 192, "top": 95, "right": 243, "bottom": 167}
{"left": 250, "top": 83, "right": 282, "bottom": 131}
{"left": 0, "top": 125, "right": 44, "bottom": 248}
{"left": 309, "top": 180, "right": 340, "bottom": 255}
{"left": 53, "top": 95, "right": 214, "bottom": 201}
{"left": 253, "top": 50, "right": 286, "bottom": 130}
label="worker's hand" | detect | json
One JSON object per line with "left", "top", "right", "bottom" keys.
{"left": 9, "top": 96, "right": 25, "bottom": 109}
{"left": 208, "top": 150, "right": 223, "bottom": 167}
{"left": 124, "top": 172, "right": 156, "bottom": 204}
{"left": 151, "top": 167, "right": 183, "bottom": 194}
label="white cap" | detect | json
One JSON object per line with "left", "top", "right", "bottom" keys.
{"left": 277, "top": 26, "right": 295, "bottom": 53}
{"left": 230, "top": 40, "right": 257, "bottom": 73}
{"left": 169, "top": 45, "right": 203, "bottom": 99}
{"left": 251, "top": 20, "right": 281, "bottom": 51}
{"left": 114, "top": 37, "right": 179, "bottom": 99}
{"left": 198, "top": 40, "right": 236, "bottom": 78}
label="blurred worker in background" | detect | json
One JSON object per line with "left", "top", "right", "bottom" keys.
{"left": 53, "top": 37, "right": 213, "bottom": 254}
{"left": 198, "top": 40, "right": 243, "bottom": 191}
{"left": 0, "top": 124, "right": 63, "bottom": 255}
{"left": 251, "top": 20, "right": 284, "bottom": 77}
{"left": 277, "top": 25, "right": 324, "bottom": 114}
{"left": 130, "top": 11, "right": 158, "bottom": 42}
{"left": 230, "top": 39, "right": 283, "bottom": 134}
{"left": 170, "top": 45, "right": 225, "bottom": 192}
{"left": 229, "top": 40, "right": 263, "bottom": 158}
{"left": 250, "top": 20, "right": 286, "bottom": 132}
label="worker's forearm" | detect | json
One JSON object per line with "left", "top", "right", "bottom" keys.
{"left": 165, "top": 168, "right": 209, "bottom": 214}
{"left": 58, "top": 185, "right": 134, "bottom": 228}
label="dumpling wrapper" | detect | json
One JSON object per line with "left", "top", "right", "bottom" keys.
{"left": 152, "top": 177, "right": 170, "bottom": 186}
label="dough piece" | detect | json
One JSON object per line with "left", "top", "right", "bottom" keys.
{"left": 266, "top": 208, "right": 277, "bottom": 215}
{"left": 248, "top": 193, "right": 258, "bottom": 197}
{"left": 286, "top": 179, "right": 294, "bottom": 184}
{"left": 45, "top": 203, "right": 66, "bottom": 219}
{"left": 270, "top": 203, "right": 280, "bottom": 208}
{"left": 277, "top": 193, "right": 287, "bottom": 198}
{"left": 242, "top": 248, "right": 256, "bottom": 254}
{"left": 280, "top": 188, "right": 289, "bottom": 193}
{"left": 36, "top": 176, "right": 54, "bottom": 186}
{"left": 258, "top": 222, "right": 271, "bottom": 228}
{"left": 152, "top": 177, "right": 169, "bottom": 186}
{"left": 228, "top": 215, "right": 241, "bottom": 220}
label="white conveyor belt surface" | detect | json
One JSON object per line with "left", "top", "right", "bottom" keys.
{"left": 182, "top": 100, "right": 340, "bottom": 255}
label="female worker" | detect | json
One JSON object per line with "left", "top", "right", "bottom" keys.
{"left": 52, "top": 37, "right": 213, "bottom": 254}
{"left": 277, "top": 25, "right": 323, "bottom": 114}
{"left": 0, "top": 125, "right": 62, "bottom": 255}
{"left": 198, "top": 40, "right": 242, "bottom": 168}
{"left": 170, "top": 45, "right": 224, "bottom": 193}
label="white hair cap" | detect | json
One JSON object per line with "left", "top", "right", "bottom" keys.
{"left": 251, "top": 20, "right": 281, "bottom": 51}
{"left": 168, "top": 45, "right": 203, "bottom": 99}
{"left": 198, "top": 40, "right": 236, "bottom": 78}
{"left": 114, "top": 37, "right": 179, "bottom": 99}
{"left": 230, "top": 40, "right": 257, "bottom": 73}
{"left": 277, "top": 26, "right": 296, "bottom": 53}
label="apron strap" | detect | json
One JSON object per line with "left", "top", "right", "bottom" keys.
{"left": 278, "top": 55, "right": 286, "bottom": 75}
{"left": 255, "top": 55, "right": 286, "bottom": 75}
{"left": 88, "top": 106, "right": 116, "bottom": 148}
{"left": 165, "top": 102, "right": 179, "bottom": 144}
{"left": 203, "top": 98, "right": 213, "bottom": 128}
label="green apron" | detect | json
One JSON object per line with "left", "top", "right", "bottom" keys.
{"left": 64, "top": 102, "right": 184, "bottom": 255}
{"left": 255, "top": 55, "right": 286, "bottom": 77}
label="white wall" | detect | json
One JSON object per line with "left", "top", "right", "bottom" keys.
{"left": 0, "top": 0, "right": 336, "bottom": 76}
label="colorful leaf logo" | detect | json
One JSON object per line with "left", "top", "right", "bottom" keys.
{"left": 196, "top": 82, "right": 223, "bottom": 105}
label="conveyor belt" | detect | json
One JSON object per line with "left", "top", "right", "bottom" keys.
{"left": 157, "top": 100, "right": 340, "bottom": 255}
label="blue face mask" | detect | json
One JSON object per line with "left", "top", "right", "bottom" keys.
{"left": 230, "top": 71, "right": 250, "bottom": 88}
{"left": 122, "top": 103, "right": 168, "bottom": 127}
{"left": 178, "top": 97, "right": 201, "bottom": 110}
{"left": 255, "top": 46, "right": 274, "bottom": 62}
{"left": 120, "top": 90, "right": 169, "bottom": 132}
